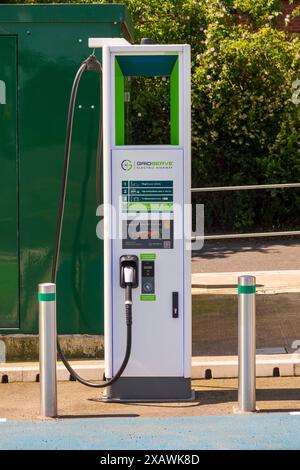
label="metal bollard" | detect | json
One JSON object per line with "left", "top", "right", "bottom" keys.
{"left": 237, "top": 275, "right": 256, "bottom": 413}
{"left": 38, "top": 283, "right": 57, "bottom": 418}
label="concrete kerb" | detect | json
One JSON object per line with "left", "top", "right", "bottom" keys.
{"left": 0, "top": 354, "right": 300, "bottom": 383}
{"left": 192, "top": 270, "right": 300, "bottom": 295}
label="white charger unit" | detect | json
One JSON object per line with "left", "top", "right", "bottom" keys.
{"left": 91, "top": 41, "right": 192, "bottom": 400}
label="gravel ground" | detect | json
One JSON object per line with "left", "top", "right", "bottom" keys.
{"left": 1, "top": 377, "right": 300, "bottom": 421}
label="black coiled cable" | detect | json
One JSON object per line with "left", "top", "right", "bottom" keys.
{"left": 52, "top": 53, "right": 132, "bottom": 388}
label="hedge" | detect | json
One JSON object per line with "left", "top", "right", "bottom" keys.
{"left": 6, "top": 0, "right": 300, "bottom": 233}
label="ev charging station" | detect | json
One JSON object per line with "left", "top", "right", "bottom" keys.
{"left": 91, "top": 40, "right": 192, "bottom": 400}
{"left": 47, "top": 38, "right": 192, "bottom": 406}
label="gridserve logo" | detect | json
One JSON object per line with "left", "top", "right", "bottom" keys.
{"left": 121, "top": 159, "right": 174, "bottom": 171}
{"left": 121, "top": 159, "right": 133, "bottom": 171}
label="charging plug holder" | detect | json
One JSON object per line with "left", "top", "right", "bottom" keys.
{"left": 120, "top": 255, "right": 139, "bottom": 288}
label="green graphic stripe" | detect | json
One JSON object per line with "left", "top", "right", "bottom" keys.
{"left": 115, "top": 58, "right": 125, "bottom": 145}
{"left": 140, "top": 253, "right": 156, "bottom": 260}
{"left": 140, "top": 294, "right": 156, "bottom": 301}
{"left": 170, "top": 57, "right": 179, "bottom": 145}
{"left": 126, "top": 202, "right": 173, "bottom": 211}
{"left": 238, "top": 285, "right": 256, "bottom": 295}
{"left": 38, "top": 293, "right": 56, "bottom": 302}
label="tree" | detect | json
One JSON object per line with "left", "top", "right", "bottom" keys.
{"left": 8, "top": 0, "right": 300, "bottom": 231}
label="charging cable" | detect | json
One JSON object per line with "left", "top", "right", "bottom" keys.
{"left": 52, "top": 53, "right": 134, "bottom": 388}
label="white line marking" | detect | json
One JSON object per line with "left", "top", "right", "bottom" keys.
{"left": 290, "top": 412, "right": 300, "bottom": 415}
{"left": 0, "top": 418, "right": 7, "bottom": 422}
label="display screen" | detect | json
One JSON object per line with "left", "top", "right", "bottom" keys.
{"left": 122, "top": 179, "right": 174, "bottom": 249}
{"left": 122, "top": 219, "right": 173, "bottom": 249}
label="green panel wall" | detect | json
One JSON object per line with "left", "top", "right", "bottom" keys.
{"left": 0, "top": 4, "right": 133, "bottom": 335}
{"left": 0, "top": 36, "right": 19, "bottom": 329}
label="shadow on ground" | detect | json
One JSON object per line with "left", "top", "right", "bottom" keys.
{"left": 195, "top": 387, "right": 300, "bottom": 406}
{"left": 192, "top": 237, "right": 300, "bottom": 261}
{"left": 57, "top": 414, "right": 140, "bottom": 419}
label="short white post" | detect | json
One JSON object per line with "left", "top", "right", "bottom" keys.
{"left": 237, "top": 275, "right": 256, "bottom": 413}
{"left": 38, "top": 283, "right": 57, "bottom": 418}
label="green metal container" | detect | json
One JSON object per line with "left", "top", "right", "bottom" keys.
{"left": 0, "top": 4, "right": 133, "bottom": 335}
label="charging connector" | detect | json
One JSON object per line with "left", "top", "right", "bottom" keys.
{"left": 51, "top": 53, "right": 138, "bottom": 389}
{"left": 124, "top": 266, "right": 134, "bottom": 285}
{"left": 120, "top": 255, "right": 139, "bottom": 289}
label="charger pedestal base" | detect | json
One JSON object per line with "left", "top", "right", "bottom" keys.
{"left": 103, "top": 377, "right": 192, "bottom": 402}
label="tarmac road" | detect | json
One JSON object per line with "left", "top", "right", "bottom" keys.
{"left": 192, "top": 237, "right": 300, "bottom": 273}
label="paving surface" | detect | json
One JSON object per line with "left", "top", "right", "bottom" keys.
{"left": 1, "top": 414, "right": 300, "bottom": 450}
{"left": 193, "top": 292, "right": 300, "bottom": 356}
{"left": 1, "top": 239, "right": 300, "bottom": 449}
{"left": 1, "top": 377, "right": 300, "bottom": 449}
{"left": 1, "top": 377, "right": 300, "bottom": 421}
{"left": 192, "top": 238, "right": 300, "bottom": 273}
{"left": 191, "top": 238, "right": 300, "bottom": 356}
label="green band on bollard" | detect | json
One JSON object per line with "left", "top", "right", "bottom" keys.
{"left": 38, "top": 293, "right": 56, "bottom": 302}
{"left": 238, "top": 285, "right": 256, "bottom": 295}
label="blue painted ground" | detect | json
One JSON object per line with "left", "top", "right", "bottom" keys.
{"left": 1, "top": 414, "right": 300, "bottom": 450}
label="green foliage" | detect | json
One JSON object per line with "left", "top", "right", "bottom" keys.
{"left": 291, "top": 2, "right": 300, "bottom": 21}
{"left": 193, "top": 24, "right": 300, "bottom": 231}
{"left": 123, "top": 0, "right": 300, "bottom": 232}
{"left": 125, "top": 0, "right": 300, "bottom": 232}
{"left": 6, "top": 0, "right": 300, "bottom": 232}
{"left": 234, "top": 0, "right": 282, "bottom": 26}
{"left": 119, "top": 0, "right": 207, "bottom": 52}
{"left": 125, "top": 76, "right": 171, "bottom": 145}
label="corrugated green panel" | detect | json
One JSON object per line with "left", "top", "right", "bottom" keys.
{"left": 0, "top": 35, "right": 19, "bottom": 329}
{"left": 0, "top": 4, "right": 134, "bottom": 38}
{"left": 18, "top": 23, "right": 109, "bottom": 335}
{"left": 0, "top": 4, "right": 134, "bottom": 335}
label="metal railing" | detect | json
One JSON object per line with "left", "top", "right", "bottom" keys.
{"left": 192, "top": 182, "right": 300, "bottom": 193}
{"left": 192, "top": 182, "right": 300, "bottom": 241}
